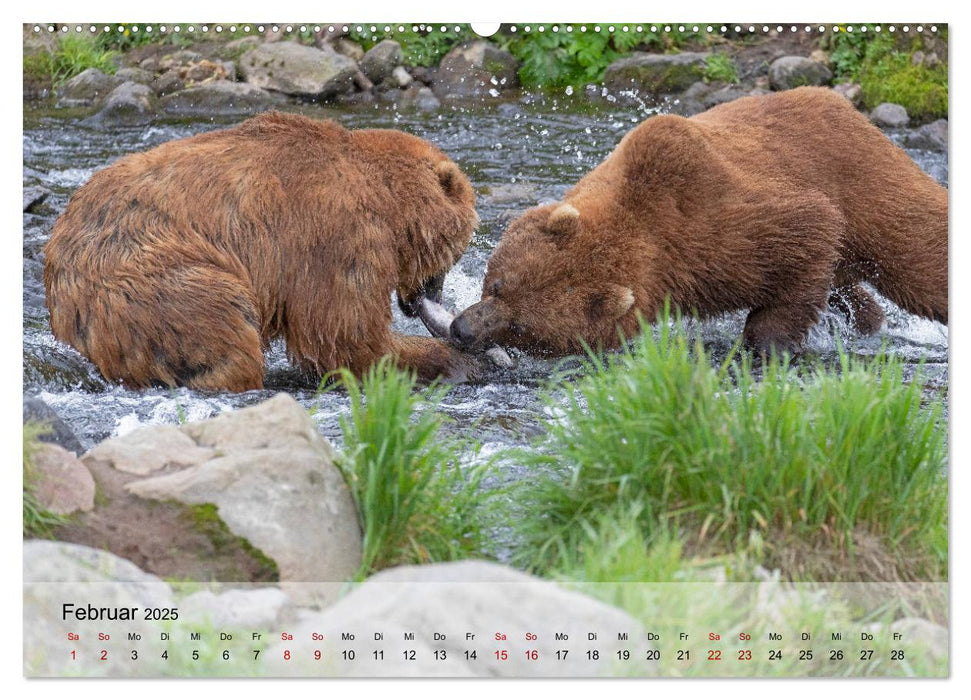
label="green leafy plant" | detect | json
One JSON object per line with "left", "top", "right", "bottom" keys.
{"left": 703, "top": 52, "right": 738, "bottom": 83}
{"left": 31, "top": 34, "right": 118, "bottom": 87}
{"left": 822, "top": 27, "right": 947, "bottom": 121}
{"left": 327, "top": 359, "right": 490, "bottom": 578}
{"left": 348, "top": 25, "right": 474, "bottom": 67}
{"left": 512, "top": 310, "right": 947, "bottom": 582}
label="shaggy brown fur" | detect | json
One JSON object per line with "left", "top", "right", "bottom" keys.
{"left": 44, "top": 112, "right": 480, "bottom": 391}
{"left": 451, "top": 87, "right": 948, "bottom": 355}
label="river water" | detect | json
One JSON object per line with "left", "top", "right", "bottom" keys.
{"left": 23, "top": 96, "right": 949, "bottom": 468}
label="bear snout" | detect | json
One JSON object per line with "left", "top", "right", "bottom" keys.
{"left": 450, "top": 314, "right": 476, "bottom": 348}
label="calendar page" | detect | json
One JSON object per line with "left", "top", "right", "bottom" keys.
{"left": 22, "top": 18, "right": 949, "bottom": 679}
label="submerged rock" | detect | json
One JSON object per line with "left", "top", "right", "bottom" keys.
{"left": 604, "top": 52, "right": 710, "bottom": 94}
{"left": 433, "top": 40, "right": 519, "bottom": 99}
{"left": 23, "top": 186, "right": 51, "bottom": 212}
{"left": 768, "top": 56, "right": 832, "bottom": 90}
{"left": 239, "top": 42, "right": 356, "bottom": 99}
{"left": 901, "top": 119, "right": 948, "bottom": 152}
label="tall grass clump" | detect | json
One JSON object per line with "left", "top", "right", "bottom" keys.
{"left": 514, "top": 313, "right": 946, "bottom": 581}
{"left": 23, "top": 423, "right": 67, "bottom": 538}
{"left": 329, "top": 359, "right": 489, "bottom": 578}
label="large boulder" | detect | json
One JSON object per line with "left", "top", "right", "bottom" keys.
{"left": 160, "top": 81, "right": 283, "bottom": 117}
{"left": 84, "top": 394, "right": 362, "bottom": 597}
{"left": 604, "top": 52, "right": 710, "bottom": 94}
{"left": 55, "top": 68, "right": 123, "bottom": 107}
{"left": 433, "top": 40, "right": 519, "bottom": 99}
{"left": 768, "top": 56, "right": 833, "bottom": 90}
{"left": 264, "top": 560, "right": 648, "bottom": 677}
{"left": 82, "top": 81, "right": 158, "bottom": 128}
{"left": 360, "top": 39, "right": 402, "bottom": 84}
{"left": 24, "top": 540, "right": 175, "bottom": 677}
{"left": 28, "top": 443, "right": 95, "bottom": 515}
{"left": 239, "top": 42, "right": 357, "bottom": 99}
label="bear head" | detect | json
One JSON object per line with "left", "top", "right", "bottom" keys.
{"left": 351, "top": 129, "right": 479, "bottom": 317}
{"left": 450, "top": 201, "right": 637, "bottom": 355}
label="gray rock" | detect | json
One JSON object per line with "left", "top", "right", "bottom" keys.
{"left": 82, "top": 81, "right": 158, "bottom": 128}
{"left": 768, "top": 56, "right": 832, "bottom": 90}
{"left": 114, "top": 67, "right": 153, "bottom": 85}
{"left": 901, "top": 119, "right": 948, "bottom": 152}
{"left": 703, "top": 86, "right": 749, "bottom": 108}
{"left": 84, "top": 425, "right": 215, "bottom": 476}
{"left": 391, "top": 65, "right": 413, "bottom": 89}
{"left": 332, "top": 38, "right": 365, "bottom": 62}
{"left": 889, "top": 617, "right": 948, "bottom": 661}
{"left": 870, "top": 102, "right": 910, "bottom": 128}
{"left": 832, "top": 82, "right": 863, "bottom": 107}
{"left": 240, "top": 42, "right": 357, "bottom": 99}
{"left": 152, "top": 69, "right": 185, "bottom": 96}
{"left": 55, "top": 68, "right": 123, "bottom": 107}
{"left": 360, "top": 39, "right": 403, "bottom": 84}
{"left": 604, "top": 52, "right": 710, "bottom": 94}
{"left": 682, "top": 80, "right": 713, "bottom": 101}
{"left": 160, "top": 81, "right": 283, "bottom": 117}
{"left": 264, "top": 560, "right": 647, "bottom": 677}
{"left": 117, "top": 395, "right": 362, "bottom": 598}
{"left": 179, "top": 587, "right": 292, "bottom": 629}
{"left": 158, "top": 49, "right": 203, "bottom": 72}
{"left": 433, "top": 40, "right": 519, "bottom": 99}
{"left": 225, "top": 36, "right": 263, "bottom": 55}
{"left": 23, "top": 396, "right": 83, "bottom": 453}
{"left": 396, "top": 85, "right": 441, "bottom": 111}
{"left": 30, "top": 443, "right": 96, "bottom": 515}
{"left": 23, "top": 186, "right": 51, "bottom": 213}
{"left": 24, "top": 541, "right": 175, "bottom": 677}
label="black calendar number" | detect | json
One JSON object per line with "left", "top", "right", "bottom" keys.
{"left": 860, "top": 649, "right": 874, "bottom": 661}
{"left": 830, "top": 649, "right": 844, "bottom": 661}
{"left": 144, "top": 607, "right": 179, "bottom": 621}
{"left": 799, "top": 649, "right": 813, "bottom": 661}
{"left": 677, "top": 649, "right": 689, "bottom": 661}
{"left": 645, "top": 649, "right": 660, "bottom": 661}
{"left": 769, "top": 650, "right": 782, "bottom": 661}
{"left": 891, "top": 649, "right": 905, "bottom": 661}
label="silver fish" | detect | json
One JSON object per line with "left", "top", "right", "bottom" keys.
{"left": 418, "top": 298, "right": 515, "bottom": 369}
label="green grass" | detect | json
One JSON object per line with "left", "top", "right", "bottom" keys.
{"left": 823, "top": 28, "right": 948, "bottom": 121}
{"left": 703, "top": 53, "right": 738, "bottom": 83}
{"left": 23, "top": 422, "right": 68, "bottom": 538}
{"left": 326, "top": 359, "right": 491, "bottom": 578}
{"left": 511, "top": 312, "right": 947, "bottom": 582}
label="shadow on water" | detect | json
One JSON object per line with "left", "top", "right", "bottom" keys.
{"left": 23, "top": 96, "right": 949, "bottom": 473}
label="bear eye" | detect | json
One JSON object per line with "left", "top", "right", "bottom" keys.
{"left": 491, "top": 279, "right": 504, "bottom": 297}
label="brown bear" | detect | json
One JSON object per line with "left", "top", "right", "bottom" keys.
{"left": 44, "top": 111, "right": 481, "bottom": 391}
{"left": 450, "top": 87, "right": 947, "bottom": 356}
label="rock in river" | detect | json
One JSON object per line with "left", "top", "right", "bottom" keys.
{"left": 240, "top": 42, "right": 357, "bottom": 99}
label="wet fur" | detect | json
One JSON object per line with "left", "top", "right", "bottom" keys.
{"left": 44, "top": 112, "right": 480, "bottom": 390}
{"left": 459, "top": 87, "right": 948, "bottom": 355}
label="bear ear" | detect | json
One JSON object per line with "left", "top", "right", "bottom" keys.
{"left": 435, "top": 160, "right": 463, "bottom": 199}
{"left": 547, "top": 203, "right": 581, "bottom": 237}
{"left": 604, "top": 283, "right": 636, "bottom": 319}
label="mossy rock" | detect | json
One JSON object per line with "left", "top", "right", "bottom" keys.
{"left": 604, "top": 52, "right": 710, "bottom": 94}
